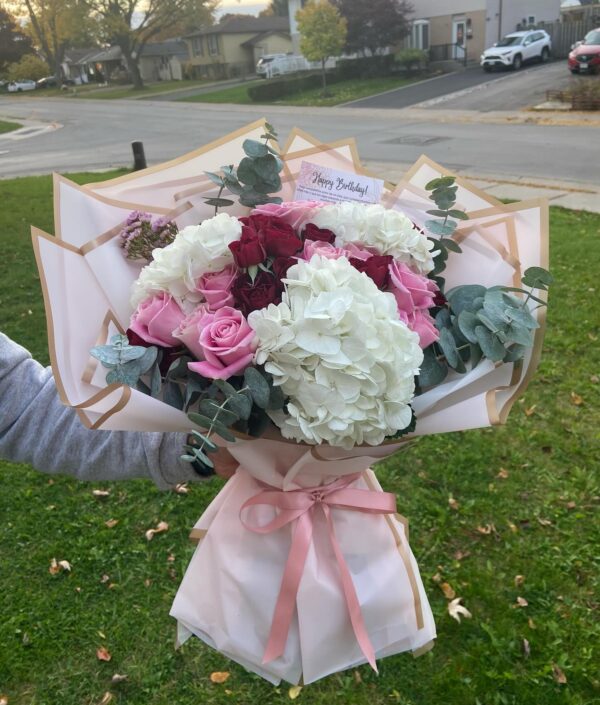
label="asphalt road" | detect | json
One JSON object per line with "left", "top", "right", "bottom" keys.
{"left": 0, "top": 97, "right": 597, "bottom": 186}
{"left": 344, "top": 61, "right": 560, "bottom": 109}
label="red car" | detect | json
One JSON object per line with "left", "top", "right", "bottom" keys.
{"left": 568, "top": 28, "right": 600, "bottom": 74}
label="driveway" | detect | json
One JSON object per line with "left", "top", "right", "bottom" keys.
{"left": 345, "top": 61, "right": 568, "bottom": 111}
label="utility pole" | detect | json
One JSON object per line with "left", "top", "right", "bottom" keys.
{"left": 497, "top": 0, "right": 503, "bottom": 42}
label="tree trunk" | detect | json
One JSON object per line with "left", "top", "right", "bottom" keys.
{"left": 321, "top": 57, "right": 327, "bottom": 96}
{"left": 122, "top": 48, "right": 144, "bottom": 90}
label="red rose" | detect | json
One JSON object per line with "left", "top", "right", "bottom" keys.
{"left": 302, "top": 223, "right": 336, "bottom": 244}
{"left": 350, "top": 255, "right": 394, "bottom": 290}
{"left": 262, "top": 222, "right": 302, "bottom": 257}
{"left": 229, "top": 225, "right": 265, "bottom": 268}
{"left": 272, "top": 256, "right": 297, "bottom": 284}
{"left": 232, "top": 270, "right": 280, "bottom": 315}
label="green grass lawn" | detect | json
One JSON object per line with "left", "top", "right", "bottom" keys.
{"left": 0, "top": 172, "right": 599, "bottom": 705}
{"left": 0, "top": 119, "right": 21, "bottom": 134}
{"left": 179, "top": 76, "right": 416, "bottom": 107}
{"left": 4, "top": 80, "right": 209, "bottom": 101}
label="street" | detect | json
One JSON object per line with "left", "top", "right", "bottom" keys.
{"left": 0, "top": 92, "right": 598, "bottom": 188}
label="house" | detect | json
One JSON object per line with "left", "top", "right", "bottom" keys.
{"left": 77, "top": 40, "right": 188, "bottom": 84}
{"left": 406, "top": 1, "right": 562, "bottom": 61}
{"left": 184, "top": 16, "right": 293, "bottom": 80}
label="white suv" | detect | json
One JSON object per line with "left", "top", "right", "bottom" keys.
{"left": 480, "top": 30, "right": 551, "bottom": 72}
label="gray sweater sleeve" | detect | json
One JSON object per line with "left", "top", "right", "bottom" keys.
{"left": 0, "top": 332, "right": 200, "bottom": 489}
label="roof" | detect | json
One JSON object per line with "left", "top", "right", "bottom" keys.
{"left": 240, "top": 30, "right": 291, "bottom": 48}
{"left": 141, "top": 40, "right": 188, "bottom": 58}
{"left": 85, "top": 45, "right": 123, "bottom": 63}
{"left": 186, "top": 16, "right": 289, "bottom": 38}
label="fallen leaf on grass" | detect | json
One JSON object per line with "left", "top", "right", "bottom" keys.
{"left": 100, "top": 574, "right": 110, "bottom": 584}
{"left": 111, "top": 674, "right": 128, "bottom": 684}
{"left": 566, "top": 501, "right": 576, "bottom": 510}
{"left": 570, "top": 392, "right": 583, "bottom": 406}
{"left": 353, "top": 670, "right": 362, "bottom": 684}
{"left": 0, "top": 695, "right": 8, "bottom": 705}
{"left": 448, "top": 597, "right": 472, "bottom": 623}
{"left": 528, "top": 617, "right": 536, "bottom": 629}
{"left": 514, "top": 575, "right": 525, "bottom": 587}
{"left": 448, "top": 496, "right": 459, "bottom": 510}
{"left": 431, "top": 572, "right": 442, "bottom": 583}
{"left": 210, "top": 672, "right": 230, "bottom": 684}
{"left": 49, "top": 558, "right": 71, "bottom": 575}
{"left": 476, "top": 524, "right": 496, "bottom": 535}
{"left": 514, "top": 596, "right": 529, "bottom": 608}
{"left": 508, "top": 521, "right": 518, "bottom": 533}
{"left": 145, "top": 521, "right": 169, "bottom": 541}
{"left": 497, "top": 468, "right": 509, "bottom": 479}
{"left": 537, "top": 517, "right": 552, "bottom": 526}
{"left": 440, "top": 582, "right": 456, "bottom": 599}
{"left": 524, "top": 405, "right": 537, "bottom": 417}
{"left": 96, "top": 647, "right": 112, "bottom": 662}
{"left": 288, "top": 685, "right": 302, "bottom": 699}
{"left": 453, "top": 549, "right": 470, "bottom": 561}
{"left": 590, "top": 374, "right": 599, "bottom": 384}
{"left": 174, "top": 483, "right": 189, "bottom": 494}
{"left": 97, "top": 693, "right": 113, "bottom": 705}
{"left": 522, "top": 638, "right": 531, "bottom": 658}
{"left": 104, "top": 519, "right": 119, "bottom": 528}
{"left": 552, "top": 664, "right": 567, "bottom": 684}
{"left": 92, "top": 489, "right": 111, "bottom": 498}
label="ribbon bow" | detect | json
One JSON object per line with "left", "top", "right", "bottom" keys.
{"left": 240, "top": 472, "right": 397, "bottom": 671}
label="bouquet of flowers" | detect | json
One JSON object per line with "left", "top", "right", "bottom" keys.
{"left": 33, "top": 120, "right": 550, "bottom": 685}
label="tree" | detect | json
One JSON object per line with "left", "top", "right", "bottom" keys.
{"left": 259, "top": 0, "right": 288, "bottom": 17}
{"left": 17, "top": 0, "right": 94, "bottom": 86}
{"left": 7, "top": 52, "right": 48, "bottom": 80}
{"left": 87, "top": 0, "right": 214, "bottom": 90}
{"left": 332, "top": 0, "right": 412, "bottom": 56}
{"left": 296, "top": 1, "right": 346, "bottom": 95}
{"left": 0, "top": 6, "right": 34, "bottom": 76}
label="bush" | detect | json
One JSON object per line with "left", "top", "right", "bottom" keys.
{"left": 7, "top": 54, "right": 49, "bottom": 82}
{"left": 247, "top": 71, "right": 342, "bottom": 101}
{"left": 395, "top": 48, "right": 429, "bottom": 72}
{"left": 336, "top": 54, "right": 396, "bottom": 79}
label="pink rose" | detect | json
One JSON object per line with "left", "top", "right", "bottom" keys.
{"left": 129, "top": 292, "right": 185, "bottom": 347}
{"left": 251, "top": 201, "right": 324, "bottom": 230}
{"left": 388, "top": 261, "right": 440, "bottom": 348}
{"left": 196, "top": 265, "right": 237, "bottom": 311}
{"left": 187, "top": 307, "right": 257, "bottom": 379}
{"left": 172, "top": 305, "right": 210, "bottom": 359}
{"left": 302, "top": 240, "right": 374, "bottom": 262}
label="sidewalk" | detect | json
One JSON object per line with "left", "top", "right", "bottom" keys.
{"left": 364, "top": 161, "right": 600, "bottom": 214}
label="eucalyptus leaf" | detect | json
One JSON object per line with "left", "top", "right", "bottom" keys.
{"left": 505, "top": 305, "right": 540, "bottom": 329}
{"left": 504, "top": 343, "right": 527, "bottom": 362}
{"left": 150, "top": 362, "right": 162, "bottom": 398}
{"left": 418, "top": 346, "right": 448, "bottom": 387}
{"left": 205, "top": 171, "right": 225, "bottom": 187}
{"left": 225, "top": 392, "right": 252, "bottom": 421}
{"left": 237, "top": 157, "right": 258, "bottom": 185}
{"left": 504, "top": 322, "right": 534, "bottom": 347}
{"left": 188, "top": 412, "right": 213, "bottom": 430}
{"left": 198, "top": 399, "right": 239, "bottom": 425}
{"left": 267, "top": 383, "right": 286, "bottom": 410}
{"left": 446, "top": 285, "right": 487, "bottom": 316}
{"left": 457, "top": 310, "right": 479, "bottom": 344}
{"left": 210, "top": 423, "right": 237, "bottom": 442}
{"left": 439, "top": 327, "right": 463, "bottom": 370}
{"left": 244, "top": 367, "right": 271, "bottom": 409}
{"left": 425, "top": 176, "right": 455, "bottom": 190}
{"left": 242, "top": 139, "right": 268, "bottom": 158}
{"left": 204, "top": 197, "right": 235, "bottom": 207}
{"left": 447, "top": 209, "right": 469, "bottom": 220}
{"left": 440, "top": 237, "right": 462, "bottom": 253}
{"left": 475, "top": 325, "right": 506, "bottom": 361}
{"left": 434, "top": 307, "right": 451, "bottom": 331}
{"left": 164, "top": 381, "right": 184, "bottom": 410}
{"left": 425, "top": 220, "right": 456, "bottom": 237}
{"left": 522, "top": 266, "right": 554, "bottom": 289}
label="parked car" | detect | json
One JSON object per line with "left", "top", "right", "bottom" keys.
{"left": 256, "top": 54, "right": 289, "bottom": 78}
{"left": 480, "top": 30, "right": 551, "bottom": 72}
{"left": 7, "top": 79, "right": 36, "bottom": 92}
{"left": 568, "top": 28, "right": 600, "bottom": 74}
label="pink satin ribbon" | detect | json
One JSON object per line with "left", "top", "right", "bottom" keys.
{"left": 239, "top": 472, "right": 397, "bottom": 671}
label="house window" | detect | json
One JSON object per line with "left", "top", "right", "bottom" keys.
{"left": 193, "top": 37, "right": 203, "bottom": 56}
{"left": 411, "top": 19, "right": 430, "bottom": 50}
{"left": 207, "top": 34, "right": 219, "bottom": 56}
{"left": 522, "top": 15, "right": 535, "bottom": 26}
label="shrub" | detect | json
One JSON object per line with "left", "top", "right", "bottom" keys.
{"left": 247, "top": 72, "right": 342, "bottom": 101}
{"left": 336, "top": 54, "right": 396, "bottom": 79}
{"left": 395, "top": 48, "right": 429, "bottom": 72}
{"left": 7, "top": 55, "right": 49, "bottom": 82}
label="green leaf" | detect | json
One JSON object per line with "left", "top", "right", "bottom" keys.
{"left": 504, "top": 343, "right": 527, "bottom": 362}
{"left": 426, "top": 209, "right": 449, "bottom": 217}
{"left": 438, "top": 327, "right": 464, "bottom": 371}
{"left": 211, "top": 423, "right": 236, "bottom": 442}
{"left": 205, "top": 171, "right": 224, "bottom": 187}
{"left": 242, "top": 139, "right": 268, "bottom": 158}
{"left": 505, "top": 306, "right": 540, "bottom": 330}
{"left": 446, "top": 285, "right": 487, "bottom": 316}
{"left": 440, "top": 237, "right": 462, "bottom": 253}
{"left": 425, "top": 220, "right": 457, "bottom": 237}
{"left": 425, "top": 176, "right": 455, "bottom": 190}
{"left": 150, "top": 362, "right": 161, "bottom": 398}
{"left": 470, "top": 342, "right": 483, "bottom": 368}
{"left": 475, "top": 326, "right": 506, "bottom": 361}
{"left": 434, "top": 307, "right": 451, "bottom": 331}
{"left": 225, "top": 392, "right": 252, "bottom": 421}
{"left": 447, "top": 209, "right": 469, "bottom": 220}
{"left": 204, "top": 197, "right": 234, "bottom": 208}
{"left": 166, "top": 355, "right": 191, "bottom": 380}
{"left": 237, "top": 157, "right": 258, "bottom": 185}
{"left": 267, "top": 383, "right": 286, "bottom": 410}
{"left": 418, "top": 346, "right": 448, "bottom": 387}
{"left": 264, "top": 121, "right": 276, "bottom": 135}
{"left": 503, "top": 322, "right": 534, "bottom": 347}
{"left": 193, "top": 448, "right": 215, "bottom": 469}
{"left": 244, "top": 367, "right": 271, "bottom": 409}
{"left": 522, "top": 266, "right": 554, "bottom": 289}
{"left": 188, "top": 412, "right": 213, "bottom": 430}
{"left": 164, "top": 382, "right": 184, "bottom": 410}
{"left": 457, "top": 310, "right": 479, "bottom": 344}
{"left": 223, "top": 178, "right": 244, "bottom": 195}
{"left": 199, "top": 399, "right": 239, "bottom": 425}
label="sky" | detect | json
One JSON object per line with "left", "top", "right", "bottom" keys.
{"left": 216, "top": 0, "right": 269, "bottom": 18}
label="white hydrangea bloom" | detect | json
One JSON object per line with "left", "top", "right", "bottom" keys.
{"left": 131, "top": 213, "right": 241, "bottom": 307}
{"left": 248, "top": 255, "right": 423, "bottom": 448}
{"left": 309, "top": 202, "right": 435, "bottom": 274}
